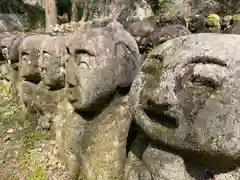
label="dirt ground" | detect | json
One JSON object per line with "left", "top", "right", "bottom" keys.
{"left": 0, "top": 81, "right": 71, "bottom": 180}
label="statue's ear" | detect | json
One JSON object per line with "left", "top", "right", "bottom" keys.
{"left": 106, "top": 21, "right": 124, "bottom": 32}
{"left": 115, "top": 42, "right": 139, "bottom": 88}
{"left": 61, "top": 46, "right": 70, "bottom": 67}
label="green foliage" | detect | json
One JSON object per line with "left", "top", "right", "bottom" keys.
{"left": 157, "top": 0, "right": 172, "bottom": 12}
{"left": 21, "top": 131, "right": 51, "bottom": 151}
{"left": 0, "top": 81, "right": 12, "bottom": 105}
{"left": 29, "top": 166, "right": 47, "bottom": 180}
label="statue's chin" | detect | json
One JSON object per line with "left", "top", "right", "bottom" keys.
{"left": 70, "top": 101, "right": 82, "bottom": 111}
{"left": 42, "top": 77, "right": 50, "bottom": 85}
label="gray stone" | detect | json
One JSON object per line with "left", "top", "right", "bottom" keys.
{"left": 128, "top": 33, "right": 240, "bottom": 179}
{"left": 19, "top": 34, "right": 51, "bottom": 83}
{"left": 57, "top": 24, "right": 141, "bottom": 179}
{"left": 38, "top": 35, "right": 69, "bottom": 90}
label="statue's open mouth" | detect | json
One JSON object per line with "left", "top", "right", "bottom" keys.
{"left": 142, "top": 99, "right": 179, "bottom": 130}
{"left": 67, "top": 87, "right": 78, "bottom": 103}
{"left": 143, "top": 108, "right": 179, "bottom": 129}
{"left": 39, "top": 67, "right": 47, "bottom": 75}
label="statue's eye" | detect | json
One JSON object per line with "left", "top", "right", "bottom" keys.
{"left": 21, "top": 52, "right": 28, "bottom": 61}
{"left": 43, "top": 51, "right": 50, "bottom": 62}
{"left": 74, "top": 49, "right": 94, "bottom": 67}
{"left": 189, "top": 75, "right": 218, "bottom": 90}
{"left": 76, "top": 54, "right": 91, "bottom": 68}
{"left": 181, "top": 64, "right": 222, "bottom": 93}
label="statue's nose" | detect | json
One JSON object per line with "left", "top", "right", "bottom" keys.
{"left": 148, "top": 74, "right": 178, "bottom": 107}
{"left": 66, "top": 56, "right": 78, "bottom": 87}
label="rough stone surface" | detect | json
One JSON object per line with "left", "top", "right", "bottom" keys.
{"left": 188, "top": 14, "right": 206, "bottom": 33}
{"left": 55, "top": 23, "right": 141, "bottom": 179}
{"left": 0, "top": 33, "right": 28, "bottom": 100}
{"left": 19, "top": 34, "right": 51, "bottom": 83}
{"left": 18, "top": 34, "right": 65, "bottom": 130}
{"left": 129, "top": 33, "right": 240, "bottom": 179}
{"left": 39, "top": 35, "right": 69, "bottom": 90}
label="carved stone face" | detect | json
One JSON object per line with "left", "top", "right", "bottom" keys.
{"left": 188, "top": 15, "right": 206, "bottom": 33}
{"left": 38, "top": 35, "right": 68, "bottom": 90}
{"left": 1, "top": 34, "right": 27, "bottom": 63}
{"left": 130, "top": 33, "right": 240, "bottom": 166}
{"left": 0, "top": 34, "right": 15, "bottom": 60}
{"left": 0, "top": 34, "right": 10, "bottom": 61}
{"left": 19, "top": 34, "right": 50, "bottom": 83}
{"left": 65, "top": 26, "right": 140, "bottom": 111}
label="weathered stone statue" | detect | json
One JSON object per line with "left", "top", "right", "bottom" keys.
{"left": 38, "top": 35, "right": 69, "bottom": 90}
{"left": 19, "top": 34, "right": 51, "bottom": 84}
{"left": 205, "top": 14, "right": 221, "bottom": 33}
{"left": 128, "top": 33, "right": 240, "bottom": 180}
{"left": 60, "top": 22, "right": 141, "bottom": 179}
{"left": 0, "top": 33, "right": 28, "bottom": 100}
{"left": 223, "top": 14, "right": 240, "bottom": 34}
{"left": 140, "top": 24, "right": 191, "bottom": 57}
{"left": 0, "top": 33, "right": 11, "bottom": 81}
{"left": 38, "top": 34, "right": 71, "bottom": 175}
{"left": 18, "top": 34, "right": 52, "bottom": 130}
{"left": 188, "top": 14, "right": 206, "bottom": 33}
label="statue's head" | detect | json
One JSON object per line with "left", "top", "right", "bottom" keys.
{"left": 38, "top": 35, "right": 68, "bottom": 90}
{"left": 222, "top": 15, "right": 233, "bottom": 29}
{"left": 0, "top": 34, "right": 15, "bottom": 60}
{"left": 188, "top": 15, "right": 206, "bottom": 33}
{"left": 65, "top": 23, "right": 140, "bottom": 111}
{"left": 206, "top": 13, "right": 221, "bottom": 27}
{"left": 19, "top": 34, "right": 51, "bottom": 83}
{"left": 1, "top": 34, "right": 27, "bottom": 64}
{"left": 130, "top": 33, "right": 240, "bottom": 167}
{"left": 0, "top": 34, "right": 9, "bottom": 62}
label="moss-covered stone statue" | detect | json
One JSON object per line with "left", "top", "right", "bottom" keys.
{"left": 60, "top": 21, "right": 141, "bottom": 179}
{"left": 38, "top": 34, "right": 69, "bottom": 154}
{"left": 206, "top": 14, "right": 221, "bottom": 33}
{"left": 224, "top": 14, "right": 240, "bottom": 34}
{"left": 18, "top": 34, "right": 52, "bottom": 130}
{"left": 139, "top": 24, "right": 191, "bottom": 61}
{"left": 128, "top": 33, "right": 240, "bottom": 180}
{"left": 221, "top": 15, "right": 233, "bottom": 32}
{"left": 0, "top": 33, "right": 12, "bottom": 81}
{"left": 188, "top": 14, "right": 206, "bottom": 33}
{"left": 38, "top": 35, "right": 68, "bottom": 90}
{"left": 0, "top": 33, "right": 29, "bottom": 100}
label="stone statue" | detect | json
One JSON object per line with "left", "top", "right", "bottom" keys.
{"left": 38, "top": 35, "right": 69, "bottom": 90}
{"left": 0, "top": 33, "right": 11, "bottom": 81}
{"left": 0, "top": 33, "right": 28, "bottom": 100}
{"left": 128, "top": 33, "right": 240, "bottom": 180}
{"left": 60, "top": 22, "right": 141, "bottom": 179}
{"left": 19, "top": 34, "right": 51, "bottom": 84}
{"left": 188, "top": 14, "right": 206, "bottom": 33}
{"left": 18, "top": 34, "right": 52, "bottom": 130}
{"left": 38, "top": 34, "right": 69, "bottom": 147}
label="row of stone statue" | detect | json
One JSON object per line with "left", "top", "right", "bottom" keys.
{"left": 1, "top": 21, "right": 240, "bottom": 180}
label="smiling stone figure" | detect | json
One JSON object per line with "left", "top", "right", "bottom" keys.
{"left": 18, "top": 34, "right": 54, "bottom": 130}
{"left": 38, "top": 35, "right": 69, "bottom": 90}
{"left": 0, "top": 33, "right": 28, "bottom": 99}
{"left": 128, "top": 33, "right": 240, "bottom": 179}
{"left": 19, "top": 34, "right": 51, "bottom": 84}
{"left": 61, "top": 22, "right": 141, "bottom": 179}
{"left": 38, "top": 34, "right": 70, "bottom": 161}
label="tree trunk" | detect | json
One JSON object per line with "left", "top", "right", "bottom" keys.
{"left": 71, "top": 1, "right": 79, "bottom": 22}
{"left": 44, "top": 0, "right": 57, "bottom": 32}
{"left": 81, "top": 1, "right": 89, "bottom": 21}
